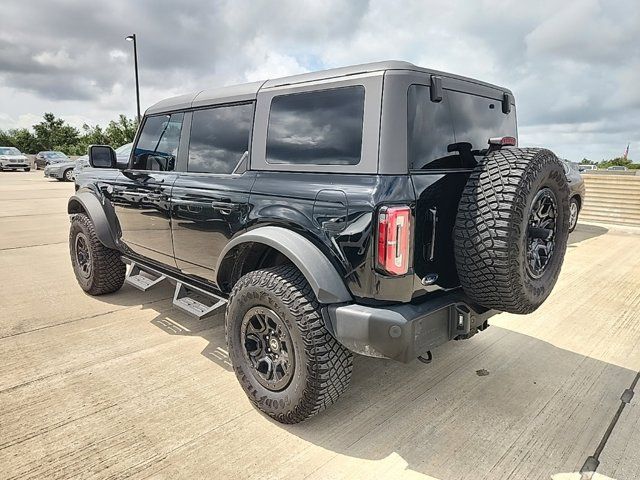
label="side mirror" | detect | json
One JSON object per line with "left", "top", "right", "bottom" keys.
{"left": 89, "top": 145, "right": 117, "bottom": 168}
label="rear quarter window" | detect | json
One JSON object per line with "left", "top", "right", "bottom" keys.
{"left": 266, "top": 86, "right": 365, "bottom": 165}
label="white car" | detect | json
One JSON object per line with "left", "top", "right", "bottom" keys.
{"left": 0, "top": 146, "right": 30, "bottom": 171}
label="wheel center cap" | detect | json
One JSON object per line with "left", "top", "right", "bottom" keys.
{"left": 269, "top": 338, "right": 280, "bottom": 352}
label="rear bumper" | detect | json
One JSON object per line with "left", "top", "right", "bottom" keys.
{"left": 327, "top": 289, "right": 495, "bottom": 363}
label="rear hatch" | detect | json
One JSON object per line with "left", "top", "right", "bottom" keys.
{"left": 407, "top": 82, "right": 517, "bottom": 291}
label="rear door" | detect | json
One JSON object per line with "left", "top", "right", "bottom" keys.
{"left": 111, "top": 112, "right": 184, "bottom": 266}
{"left": 406, "top": 77, "right": 517, "bottom": 289}
{"left": 171, "top": 103, "right": 256, "bottom": 282}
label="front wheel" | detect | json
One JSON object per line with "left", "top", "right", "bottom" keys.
{"left": 226, "top": 265, "right": 353, "bottom": 424}
{"left": 69, "top": 213, "right": 125, "bottom": 295}
{"left": 568, "top": 197, "right": 580, "bottom": 233}
{"left": 63, "top": 169, "right": 74, "bottom": 181}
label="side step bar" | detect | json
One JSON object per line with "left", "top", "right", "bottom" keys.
{"left": 173, "top": 282, "right": 226, "bottom": 320}
{"left": 122, "top": 257, "right": 227, "bottom": 320}
{"left": 125, "top": 262, "right": 167, "bottom": 291}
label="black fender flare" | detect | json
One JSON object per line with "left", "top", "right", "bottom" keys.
{"left": 216, "top": 226, "right": 352, "bottom": 304}
{"left": 67, "top": 191, "right": 119, "bottom": 250}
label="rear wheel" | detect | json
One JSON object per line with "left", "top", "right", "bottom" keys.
{"left": 454, "top": 147, "right": 570, "bottom": 314}
{"left": 69, "top": 213, "right": 125, "bottom": 295}
{"left": 226, "top": 265, "right": 353, "bottom": 424}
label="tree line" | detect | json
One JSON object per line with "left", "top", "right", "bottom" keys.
{"left": 0, "top": 113, "right": 138, "bottom": 156}
{"left": 580, "top": 156, "right": 639, "bottom": 169}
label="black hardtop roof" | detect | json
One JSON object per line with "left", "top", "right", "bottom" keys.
{"left": 146, "top": 60, "right": 512, "bottom": 114}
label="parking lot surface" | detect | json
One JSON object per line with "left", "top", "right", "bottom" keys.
{"left": 1, "top": 171, "right": 639, "bottom": 480}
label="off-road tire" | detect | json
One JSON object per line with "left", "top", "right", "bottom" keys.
{"left": 454, "top": 148, "right": 570, "bottom": 314}
{"left": 69, "top": 213, "right": 125, "bottom": 295}
{"left": 226, "top": 265, "right": 353, "bottom": 424}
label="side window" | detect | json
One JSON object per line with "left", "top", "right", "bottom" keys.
{"left": 266, "top": 86, "right": 365, "bottom": 165}
{"left": 188, "top": 103, "right": 254, "bottom": 174}
{"left": 132, "top": 113, "right": 184, "bottom": 171}
{"left": 407, "top": 85, "right": 455, "bottom": 170}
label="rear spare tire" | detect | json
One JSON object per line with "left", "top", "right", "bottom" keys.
{"left": 453, "top": 148, "right": 569, "bottom": 314}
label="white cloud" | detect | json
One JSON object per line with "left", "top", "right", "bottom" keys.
{"left": 0, "top": 0, "right": 638, "bottom": 162}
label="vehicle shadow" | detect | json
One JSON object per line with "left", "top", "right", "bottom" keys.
{"left": 568, "top": 222, "right": 608, "bottom": 246}
{"left": 136, "top": 295, "right": 638, "bottom": 479}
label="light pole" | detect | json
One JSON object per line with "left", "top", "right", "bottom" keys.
{"left": 125, "top": 34, "right": 141, "bottom": 123}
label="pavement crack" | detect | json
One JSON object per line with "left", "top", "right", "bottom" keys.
{"left": 0, "top": 241, "right": 66, "bottom": 251}
{"left": 580, "top": 370, "right": 640, "bottom": 480}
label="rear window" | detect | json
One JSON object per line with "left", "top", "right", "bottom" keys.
{"left": 408, "top": 85, "right": 516, "bottom": 170}
{"left": 266, "top": 86, "right": 365, "bottom": 165}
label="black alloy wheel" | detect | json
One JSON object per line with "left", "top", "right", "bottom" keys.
{"left": 241, "top": 306, "right": 295, "bottom": 391}
{"left": 526, "top": 187, "right": 558, "bottom": 279}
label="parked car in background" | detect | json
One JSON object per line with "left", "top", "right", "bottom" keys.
{"left": 44, "top": 159, "right": 76, "bottom": 181}
{"left": 562, "top": 160, "right": 586, "bottom": 232}
{"left": 34, "top": 151, "right": 70, "bottom": 170}
{"left": 0, "top": 146, "right": 30, "bottom": 171}
{"left": 607, "top": 165, "right": 628, "bottom": 171}
{"left": 578, "top": 164, "right": 597, "bottom": 172}
{"left": 72, "top": 143, "right": 132, "bottom": 180}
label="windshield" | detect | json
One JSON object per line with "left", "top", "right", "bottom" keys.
{"left": 115, "top": 143, "right": 133, "bottom": 155}
{"left": 0, "top": 147, "right": 21, "bottom": 155}
{"left": 45, "top": 151, "right": 66, "bottom": 158}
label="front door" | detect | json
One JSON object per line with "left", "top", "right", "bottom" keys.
{"left": 169, "top": 102, "right": 255, "bottom": 283}
{"left": 112, "top": 112, "right": 184, "bottom": 266}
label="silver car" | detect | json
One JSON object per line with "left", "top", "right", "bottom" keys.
{"left": 72, "top": 143, "right": 133, "bottom": 180}
{"left": 0, "top": 146, "right": 30, "bottom": 171}
{"left": 44, "top": 159, "right": 77, "bottom": 181}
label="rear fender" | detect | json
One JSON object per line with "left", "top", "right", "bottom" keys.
{"left": 216, "top": 226, "right": 352, "bottom": 304}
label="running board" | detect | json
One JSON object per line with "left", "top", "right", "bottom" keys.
{"left": 125, "top": 262, "right": 167, "bottom": 291}
{"left": 172, "top": 282, "right": 226, "bottom": 320}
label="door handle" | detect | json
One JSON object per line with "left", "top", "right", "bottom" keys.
{"left": 211, "top": 200, "right": 239, "bottom": 212}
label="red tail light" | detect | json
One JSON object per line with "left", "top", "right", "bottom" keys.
{"left": 376, "top": 205, "right": 411, "bottom": 276}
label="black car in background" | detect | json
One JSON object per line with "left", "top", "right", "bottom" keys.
{"left": 561, "top": 160, "right": 586, "bottom": 232}
{"left": 34, "top": 151, "right": 70, "bottom": 170}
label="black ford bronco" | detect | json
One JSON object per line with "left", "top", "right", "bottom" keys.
{"left": 69, "top": 61, "right": 569, "bottom": 423}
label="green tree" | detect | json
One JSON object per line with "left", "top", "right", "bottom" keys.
{"left": 67, "top": 124, "right": 110, "bottom": 156}
{"left": 598, "top": 157, "right": 633, "bottom": 169}
{"left": 580, "top": 158, "right": 598, "bottom": 165}
{"left": 1, "top": 128, "right": 43, "bottom": 153}
{"left": 105, "top": 115, "right": 138, "bottom": 148}
{"left": 32, "top": 113, "right": 79, "bottom": 152}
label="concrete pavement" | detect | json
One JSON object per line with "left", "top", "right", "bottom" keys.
{"left": 1, "top": 170, "right": 639, "bottom": 480}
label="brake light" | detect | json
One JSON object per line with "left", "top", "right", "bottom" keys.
{"left": 376, "top": 205, "right": 411, "bottom": 275}
{"left": 488, "top": 136, "right": 517, "bottom": 147}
